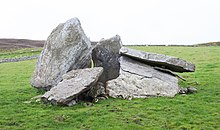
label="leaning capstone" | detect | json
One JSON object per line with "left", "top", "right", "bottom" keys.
{"left": 120, "top": 47, "right": 195, "bottom": 72}
{"left": 41, "top": 67, "right": 103, "bottom": 106}
{"left": 106, "top": 56, "right": 180, "bottom": 99}
{"left": 92, "top": 35, "right": 122, "bottom": 83}
{"left": 31, "top": 18, "right": 92, "bottom": 90}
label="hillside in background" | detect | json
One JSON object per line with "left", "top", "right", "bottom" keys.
{"left": 0, "top": 38, "right": 220, "bottom": 50}
{"left": 195, "top": 42, "right": 220, "bottom": 46}
{"left": 0, "top": 38, "right": 45, "bottom": 50}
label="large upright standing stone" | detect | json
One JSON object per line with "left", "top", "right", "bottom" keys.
{"left": 92, "top": 35, "right": 122, "bottom": 83}
{"left": 31, "top": 18, "right": 92, "bottom": 90}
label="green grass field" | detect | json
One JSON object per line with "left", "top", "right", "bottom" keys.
{"left": 0, "top": 48, "right": 42, "bottom": 59}
{"left": 0, "top": 46, "right": 219, "bottom": 129}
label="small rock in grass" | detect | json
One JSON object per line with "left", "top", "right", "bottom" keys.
{"left": 179, "top": 86, "right": 197, "bottom": 94}
{"left": 179, "top": 87, "right": 188, "bottom": 94}
{"left": 187, "top": 86, "right": 198, "bottom": 93}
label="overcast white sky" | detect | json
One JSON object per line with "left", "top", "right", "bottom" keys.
{"left": 0, "top": 0, "right": 219, "bottom": 45}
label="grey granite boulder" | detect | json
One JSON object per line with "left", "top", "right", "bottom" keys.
{"left": 87, "top": 82, "right": 106, "bottom": 98}
{"left": 106, "top": 56, "right": 180, "bottom": 99}
{"left": 92, "top": 35, "right": 122, "bottom": 83}
{"left": 41, "top": 67, "right": 103, "bottom": 106}
{"left": 120, "top": 47, "right": 195, "bottom": 72}
{"left": 31, "top": 18, "right": 92, "bottom": 90}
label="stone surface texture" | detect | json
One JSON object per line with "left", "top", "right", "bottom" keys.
{"left": 31, "top": 18, "right": 92, "bottom": 90}
{"left": 87, "top": 82, "right": 106, "bottom": 98}
{"left": 120, "top": 47, "right": 195, "bottom": 72}
{"left": 92, "top": 35, "right": 122, "bottom": 83}
{"left": 106, "top": 56, "right": 180, "bottom": 99}
{"left": 41, "top": 67, "right": 103, "bottom": 106}
{"left": 153, "top": 66, "right": 186, "bottom": 81}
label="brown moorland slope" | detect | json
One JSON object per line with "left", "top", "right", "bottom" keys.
{"left": 1, "top": 38, "right": 219, "bottom": 50}
{"left": 0, "top": 38, "right": 45, "bottom": 50}
{"left": 196, "top": 41, "right": 220, "bottom": 46}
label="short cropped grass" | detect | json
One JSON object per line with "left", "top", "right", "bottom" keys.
{"left": 0, "top": 46, "right": 219, "bottom": 129}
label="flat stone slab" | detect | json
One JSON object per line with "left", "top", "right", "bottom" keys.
{"left": 120, "top": 47, "right": 195, "bottom": 72}
{"left": 106, "top": 56, "right": 180, "bottom": 99}
{"left": 41, "top": 67, "right": 103, "bottom": 106}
